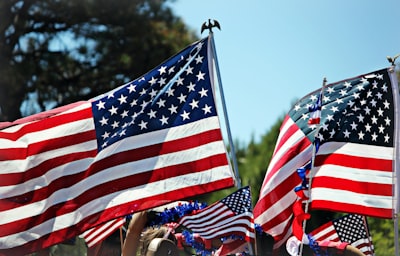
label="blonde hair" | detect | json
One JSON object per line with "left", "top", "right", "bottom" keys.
{"left": 139, "top": 226, "right": 173, "bottom": 256}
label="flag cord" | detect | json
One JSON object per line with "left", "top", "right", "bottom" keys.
{"left": 208, "top": 31, "right": 242, "bottom": 189}
{"left": 298, "top": 77, "right": 327, "bottom": 256}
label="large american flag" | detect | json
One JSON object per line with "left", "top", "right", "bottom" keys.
{"left": 178, "top": 186, "right": 255, "bottom": 247}
{"left": 310, "top": 214, "right": 374, "bottom": 255}
{"left": 0, "top": 37, "right": 235, "bottom": 255}
{"left": 254, "top": 68, "right": 399, "bottom": 250}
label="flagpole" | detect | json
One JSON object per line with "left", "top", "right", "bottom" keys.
{"left": 205, "top": 21, "right": 242, "bottom": 189}
{"left": 298, "top": 77, "right": 327, "bottom": 256}
{"left": 387, "top": 58, "right": 400, "bottom": 256}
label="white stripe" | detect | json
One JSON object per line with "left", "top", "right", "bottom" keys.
{"left": 315, "top": 164, "right": 393, "bottom": 184}
{"left": 0, "top": 140, "right": 229, "bottom": 224}
{"left": 311, "top": 188, "right": 393, "bottom": 209}
{"left": 318, "top": 141, "right": 394, "bottom": 160}
{"left": 0, "top": 166, "right": 231, "bottom": 248}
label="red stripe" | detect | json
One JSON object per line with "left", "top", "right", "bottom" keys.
{"left": 0, "top": 149, "right": 97, "bottom": 188}
{"left": 0, "top": 153, "right": 229, "bottom": 236}
{"left": 0, "top": 179, "right": 234, "bottom": 255}
{"left": 0, "top": 129, "right": 96, "bottom": 161}
{"left": 312, "top": 176, "right": 392, "bottom": 196}
{"left": 315, "top": 153, "right": 393, "bottom": 172}
{"left": 0, "top": 106, "right": 92, "bottom": 141}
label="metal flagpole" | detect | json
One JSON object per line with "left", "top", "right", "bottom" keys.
{"left": 387, "top": 55, "right": 400, "bottom": 256}
{"left": 203, "top": 19, "right": 255, "bottom": 255}
{"left": 203, "top": 20, "right": 242, "bottom": 189}
{"left": 298, "top": 77, "right": 327, "bottom": 256}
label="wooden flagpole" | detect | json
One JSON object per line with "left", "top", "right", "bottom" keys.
{"left": 298, "top": 77, "right": 327, "bottom": 256}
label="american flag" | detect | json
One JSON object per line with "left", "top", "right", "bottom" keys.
{"left": 178, "top": 186, "right": 255, "bottom": 245}
{"left": 0, "top": 37, "right": 235, "bottom": 255}
{"left": 254, "top": 68, "right": 399, "bottom": 250}
{"left": 80, "top": 217, "right": 126, "bottom": 248}
{"left": 310, "top": 214, "right": 374, "bottom": 255}
{"left": 308, "top": 89, "right": 322, "bottom": 125}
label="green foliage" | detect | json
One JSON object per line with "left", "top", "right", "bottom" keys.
{"left": 0, "top": 0, "right": 197, "bottom": 121}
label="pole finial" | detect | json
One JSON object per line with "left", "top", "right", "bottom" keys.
{"left": 387, "top": 53, "right": 400, "bottom": 66}
{"left": 201, "top": 19, "right": 221, "bottom": 34}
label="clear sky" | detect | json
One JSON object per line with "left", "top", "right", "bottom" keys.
{"left": 169, "top": 0, "right": 400, "bottom": 145}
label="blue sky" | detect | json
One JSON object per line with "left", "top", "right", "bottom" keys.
{"left": 169, "top": 0, "right": 400, "bottom": 144}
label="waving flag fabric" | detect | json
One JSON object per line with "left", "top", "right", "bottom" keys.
{"left": 254, "top": 68, "right": 399, "bottom": 250}
{"left": 178, "top": 186, "right": 255, "bottom": 244}
{"left": 0, "top": 37, "right": 234, "bottom": 255}
{"left": 80, "top": 217, "right": 126, "bottom": 248}
{"left": 310, "top": 214, "right": 374, "bottom": 256}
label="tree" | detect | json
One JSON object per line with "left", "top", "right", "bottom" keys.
{"left": 0, "top": 0, "right": 197, "bottom": 122}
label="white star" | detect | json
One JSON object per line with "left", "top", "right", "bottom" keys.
{"left": 358, "top": 131, "right": 365, "bottom": 140}
{"left": 149, "top": 77, "right": 157, "bottom": 85}
{"left": 119, "top": 129, "right": 126, "bottom": 137}
{"left": 198, "top": 88, "right": 208, "bottom": 98}
{"left": 343, "top": 129, "right": 351, "bottom": 138}
{"left": 178, "top": 93, "right": 187, "bottom": 103}
{"left": 138, "top": 120, "right": 148, "bottom": 130}
{"left": 168, "top": 104, "right": 178, "bottom": 114}
{"left": 378, "top": 125, "right": 385, "bottom": 133}
{"left": 102, "top": 131, "right": 110, "bottom": 140}
{"left": 176, "top": 77, "right": 184, "bottom": 86}
{"left": 310, "top": 94, "right": 317, "bottom": 101}
{"left": 202, "top": 104, "right": 212, "bottom": 114}
{"left": 130, "top": 99, "right": 138, "bottom": 107}
{"left": 365, "top": 123, "right": 372, "bottom": 132}
{"left": 187, "top": 82, "right": 196, "bottom": 92}
{"left": 339, "top": 90, "right": 347, "bottom": 97}
{"left": 111, "top": 120, "right": 119, "bottom": 129}
{"left": 357, "top": 113, "right": 364, "bottom": 123}
{"left": 189, "top": 99, "right": 199, "bottom": 109}
{"left": 330, "top": 106, "right": 339, "bottom": 113}
{"left": 196, "top": 71, "right": 205, "bottom": 81}
{"left": 168, "top": 66, "right": 175, "bottom": 74}
{"left": 329, "top": 129, "right": 336, "bottom": 138}
{"left": 384, "top": 134, "right": 390, "bottom": 143}
{"left": 370, "top": 99, "right": 377, "bottom": 107}
{"left": 294, "top": 104, "right": 301, "bottom": 111}
{"left": 376, "top": 92, "right": 383, "bottom": 99}
{"left": 121, "top": 110, "right": 129, "bottom": 118}
{"left": 185, "top": 66, "right": 193, "bottom": 75}
{"left": 371, "top": 132, "right": 378, "bottom": 141}
{"left": 96, "top": 100, "right": 106, "bottom": 110}
{"left": 157, "top": 98, "right": 166, "bottom": 108}
{"left": 364, "top": 106, "right": 371, "bottom": 115}
{"left": 158, "top": 66, "right": 167, "bottom": 74}
{"left": 160, "top": 115, "right": 168, "bottom": 125}
{"left": 335, "top": 98, "right": 344, "bottom": 104}
{"left": 118, "top": 94, "right": 127, "bottom": 105}
{"left": 167, "top": 87, "right": 175, "bottom": 97}
{"left": 109, "top": 105, "right": 118, "bottom": 115}
{"left": 383, "top": 100, "right": 390, "bottom": 109}
{"left": 384, "top": 117, "right": 391, "bottom": 126}
{"left": 377, "top": 108, "right": 384, "bottom": 116}
{"left": 127, "top": 84, "right": 136, "bottom": 93}
{"left": 99, "top": 117, "right": 108, "bottom": 126}
{"left": 158, "top": 77, "right": 166, "bottom": 86}
{"left": 147, "top": 109, "right": 157, "bottom": 119}
{"left": 350, "top": 122, "right": 358, "bottom": 130}
{"left": 371, "top": 115, "right": 378, "bottom": 124}
{"left": 344, "top": 82, "right": 352, "bottom": 88}
{"left": 195, "top": 55, "right": 204, "bottom": 64}
{"left": 322, "top": 95, "right": 330, "bottom": 103}
{"left": 180, "top": 110, "right": 190, "bottom": 120}
{"left": 327, "top": 87, "right": 334, "bottom": 94}
{"left": 381, "top": 83, "right": 388, "bottom": 92}
{"left": 301, "top": 113, "right": 309, "bottom": 120}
